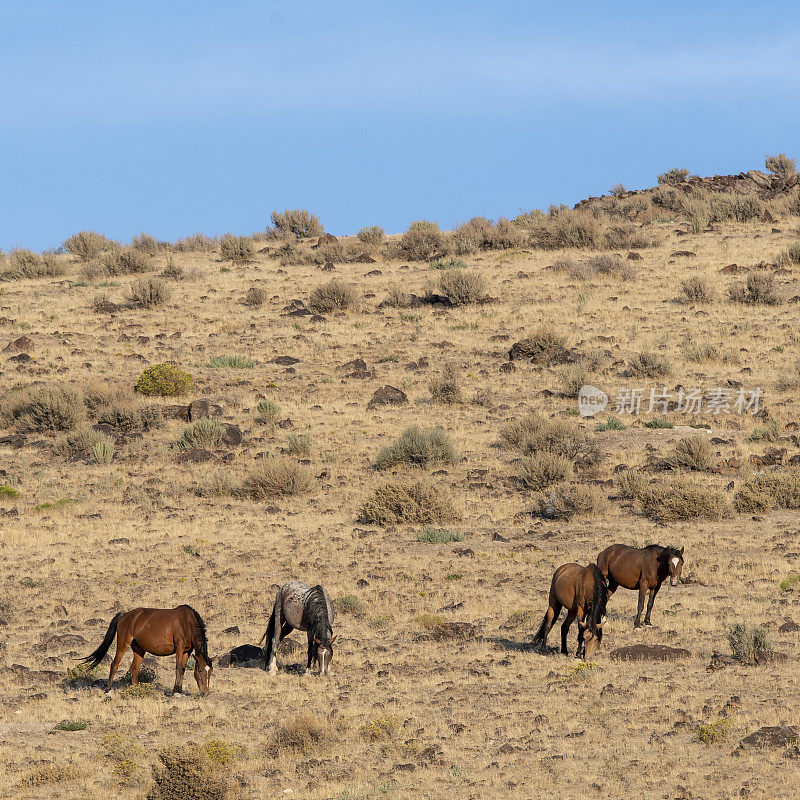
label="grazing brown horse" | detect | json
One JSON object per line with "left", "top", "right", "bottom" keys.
{"left": 80, "top": 606, "right": 213, "bottom": 695}
{"left": 532, "top": 563, "right": 608, "bottom": 659}
{"left": 597, "top": 544, "right": 684, "bottom": 628}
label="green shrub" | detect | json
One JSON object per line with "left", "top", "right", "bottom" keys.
{"left": 269, "top": 209, "right": 323, "bottom": 238}
{"left": 240, "top": 458, "right": 313, "bottom": 499}
{"left": 416, "top": 527, "right": 464, "bottom": 543}
{"left": 63, "top": 230, "right": 114, "bottom": 261}
{"left": 256, "top": 399, "right": 281, "bottom": 426}
{"left": 748, "top": 420, "right": 781, "bottom": 442}
{"left": 697, "top": 718, "right": 731, "bottom": 744}
{"left": 399, "top": 220, "right": 448, "bottom": 260}
{"left": 657, "top": 168, "right": 691, "bottom": 185}
{"left": 726, "top": 622, "right": 773, "bottom": 664}
{"left": 285, "top": 432, "right": 312, "bottom": 456}
{"left": 595, "top": 416, "right": 626, "bottom": 432}
{"left": 428, "top": 364, "right": 462, "bottom": 404}
{"left": 517, "top": 452, "right": 573, "bottom": 490}
{"left": 359, "top": 481, "right": 458, "bottom": 526}
{"left": 438, "top": 269, "right": 488, "bottom": 304}
{"left": 91, "top": 437, "right": 115, "bottom": 464}
{"left": 220, "top": 233, "right": 255, "bottom": 263}
{"left": 52, "top": 719, "right": 89, "bottom": 732}
{"left": 308, "top": 279, "right": 358, "bottom": 313}
{"left": 430, "top": 256, "right": 467, "bottom": 270}
{"left": 499, "top": 413, "right": 600, "bottom": 467}
{"left": 643, "top": 417, "right": 673, "bottom": 429}
{"left": 336, "top": 595, "right": 366, "bottom": 616}
{"left": 0, "top": 485, "right": 20, "bottom": 498}
{"left": 129, "top": 276, "right": 171, "bottom": 307}
{"left": 375, "top": 426, "right": 458, "bottom": 470}
{"left": 53, "top": 427, "right": 112, "bottom": 458}
{"left": 207, "top": 355, "right": 255, "bottom": 368}
{"left": 177, "top": 418, "right": 226, "bottom": 451}
{"left": 135, "top": 364, "right": 194, "bottom": 396}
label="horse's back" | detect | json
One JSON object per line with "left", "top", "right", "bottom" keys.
{"left": 600, "top": 544, "right": 645, "bottom": 586}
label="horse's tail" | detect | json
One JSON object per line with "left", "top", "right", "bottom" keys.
{"left": 532, "top": 572, "right": 559, "bottom": 645}
{"left": 260, "top": 606, "right": 277, "bottom": 668}
{"left": 532, "top": 611, "right": 550, "bottom": 645}
{"left": 587, "top": 564, "right": 608, "bottom": 638}
{"left": 80, "top": 611, "right": 123, "bottom": 668}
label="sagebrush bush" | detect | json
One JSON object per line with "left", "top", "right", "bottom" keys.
{"left": 616, "top": 469, "right": 648, "bottom": 499}
{"left": 177, "top": 418, "right": 226, "bottom": 451}
{"left": 219, "top": 233, "right": 255, "bottom": 264}
{"left": 256, "top": 399, "right": 281, "bottom": 426}
{"left": 399, "top": 220, "right": 448, "bottom": 260}
{"left": 269, "top": 209, "right": 323, "bottom": 239}
{"left": 285, "top": 432, "right": 312, "bottom": 456}
{"left": 173, "top": 232, "right": 218, "bottom": 252}
{"left": 531, "top": 483, "right": 606, "bottom": 519}
{"left": 657, "top": 167, "right": 691, "bottom": 185}
{"left": 375, "top": 426, "right": 458, "bottom": 470}
{"left": 91, "top": 437, "right": 115, "bottom": 464}
{"left": 131, "top": 232, "right": 162, "bottom": 254}
{"left": 358, "top": 481, "right": 458, "bottom": 525}
{"left": 518, "top": 208, "right": 602, "bottom": 250}
{"left": 148, "top": 746, "right": 229, "bottom": 800}
{"left": 734, "top": 469, "right": 800, "bottom": 513}
{"left": 53, "top": 427, "right": 112, "bottom": 458}
{"left": 638, "top": 478, "right": 729, "bottom": 521}
{"left": 244, "top": 286, "right": 267, "bottom": 306}
{"left": 451, "top": 217, "right": 494, "bottom": 254}
{"left": 416, "top": 526, "right": 463, "bottom": 544}
{"left": 135, "top": 364, "right": 193, "bottom": 396}
{"left": 518, "top": 452, "right": 573, "bottom": 490}
{"left": 240, "top": 458, "right": 313, "bottom": 499}
{"left": 779, "top": 241, "right": 800, "bottom": 266}
{"left": 499, "top": 413, "right": 600, "bottom": 467}
{"left": 336, "top": 595, "right": 366, "bottom": 616}
{"left": 357, "top": 225, "right": 385, "bottom": 245}
{"left": 438, "top": 269, "right": 488, "bottom": 305}
{"left": 765, "top": 152, "right": 797, "bottom": 180}
{"left": 680, "top": 276, "right": 714, "bottom": 303}
{"left": 559, "top": 361, "right": 593, "bottom": 397}
{"left": 308, "top": 279, "right": 358, "bottom": 313}
{"left": 509, "top": 326, "right": 567, "bottom": 361}
{"left": 94, "top": 399, "right": 162, "bottom": 432}
{"left": 129, "top": 276, "right": 171, "bottom": 307}
{"left": 19, "top": 762, "right": 83, "bottom": 788}
{"left": 208, "top": 355, "right": 255, "bottom": 368}
{"left": 276, "top": 712, "right": 330, "bottom": 752}
{"left": 63, "top": 230, "right": 114, "bottom": 261}
{"left": 3, "top": 249, "right": 65, "bottom": 279}
{"left": 726, "top": 622, "right": 773, "bottom": 664}
{"left": 626, "top": 350, "right": 671, "bottom": 379}
{"left": 428, "top": 364, "right": 462, "bottom": 404}
{"left": 729, "top": 273, "right": 781, "bottom": 305}
{"left": 670, "top": 435, "right": 714, "bottom": 471}
{"left": 1, "top": 385, "right": 86, "bottom": 432}
{"left": 100, "top": 247, "right": 151, "bottom": 276}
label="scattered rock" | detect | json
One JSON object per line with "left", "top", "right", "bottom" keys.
{"left": 93, "top": 299, "right": 120, "bottom": 314}
{"left": 8, "top": 352, "right": 33, "bottom": 363}
{"left": 188, "top": 398, "right": 223, "bottom": 421}
{"left": 670, "top": 251, "right": 697, "bottom": 258}
{"left": 416, "top": 622, "right": 479, "bottom": 642}
{"left": 272, "top": 355, "right": 300, "bottom": 365}
{"left": 367, "top": 385, "right": 408, "bottom": 410}
{"left": 738, "top": 726, "right": 798, "bottom": 751}
{"left": 779, "top": 620, "right": 800, "bottom": 633}
{"left": 316, "top": 233, "right": 338, "bottom": 247}
{"left": 176, "top": 448, "right": 213, "bottom": 464}
{"left": 610, "top": 644, "right": 691, "bottom": 662}
{"left": 627, "top": 251, "right": 642, "bottom": 261}
{"left": 3, "top": 335, "right": 33, "bottom": 353}
{"left": 221, "top": 423, "right": 243, "bottom": 446}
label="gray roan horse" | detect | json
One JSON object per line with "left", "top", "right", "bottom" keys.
{"left": 261, "top": 582, "right": 336, "bottom": 676}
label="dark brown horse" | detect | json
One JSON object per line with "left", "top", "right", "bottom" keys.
{"left": 532, "top": 563, "right": 608, "bottom": 659}
{"left": 597, "top": 544, "right": 684, "bottom": 627}
{"left": 80, "top": 606, "right": 213, "bottom": 695}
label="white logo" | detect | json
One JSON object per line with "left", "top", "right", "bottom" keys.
{"left": 577, "top": 385, "right": 608, "bottom": 417}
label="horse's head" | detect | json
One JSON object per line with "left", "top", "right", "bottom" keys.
{"left": 313, "top": 634, "right": 337, "bottom": 675}
{"left": 668, "top": 546, "right": 685, "bottom": 586}
{"left": 579, "top": 614, "right": 607, "bottom": 659}
{"left": 194, "top": 655, "right": 214, "bottom": 695}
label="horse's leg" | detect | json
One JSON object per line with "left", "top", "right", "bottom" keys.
{"left": 607, "top": 577, "right": 618, "bottom": 596}
{"left": 576, "top": 624, "right": 585, "bottom": 660}
{"left": 305, "top": 631, "right": 314, "bottom": 676}
{"left": 535, "top": 600, "right": 560, "bottom": 653}
{"left": 106, "top": 633, "right": 132, "bottom": 692}
{"left": 560, "top": 609, "right": 576, "bottom": 655}
{"left": 129, "top": 641, "right": 145, "bottom": 685}
{"left": 644, "top": 584, "right": 660, "bottom": 626}
{"left": 634, "top": 584, "right": 647, "bottom": 627}
{"left": 173, "top": 645, "right": 190, "bottom": 695}
{"left": 266, "top": 602, "right": 283, "bottom": 676}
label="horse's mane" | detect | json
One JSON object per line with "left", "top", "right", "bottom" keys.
{"left": 304, "top": 585, "right": 332, "bottom": 642}
{"left": 181, "top": 605, "right": 209, "bottom": 661}
{"left": 587, "top": 564, "right": 608, "bottom": 637}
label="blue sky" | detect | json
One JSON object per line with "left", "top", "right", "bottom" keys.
{"left": 2, "top": 1, "right": 799, "bottom": 250}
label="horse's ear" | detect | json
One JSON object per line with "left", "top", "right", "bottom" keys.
{"left": 679, "top": 546, "right": 684, "bottom": 556}
{"left": 329, "top": 635, "right": 337, "bottom": 644}
{"left": 313, "top": 636, "right": 321, "bottom": 644}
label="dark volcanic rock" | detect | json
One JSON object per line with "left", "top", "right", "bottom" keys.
{"left": 176, "top": 448, "right": 213, "bottom": 464}
{"left": 739, "top": 726, "right": 798, "bottom": 751}
{"left": 610, "top": 644, "right": 691, "bottom": 662}
{"left": 3, "top": 335, "right": 33, "bottom": 353}
{"left": 189, "top": 398, "right": 223, "bottom": 421}
{"left": 367, "top": 385, "right": 408, "bottom": 410}
{"left": 273, "top": 355, "right": 300, "bottom": 365}
{"left": 221, "top": 423, "right": 243, "bottom": 446}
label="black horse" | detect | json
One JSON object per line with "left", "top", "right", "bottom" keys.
{"left": 261, "top": 582, "right": 337, "bottom": 676}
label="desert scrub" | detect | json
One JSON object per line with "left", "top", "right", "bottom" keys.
{"left": 92, "top": 436, "right": 114, "bottom": 464}
{"left": 100, "top": 246, "right": 151, "bottom": 276}
{"left": 399, "top": 220, "right": 448, "bottom": 260}
{"left": 733, "top": 469, "right": 800, "bottom": 513}
{"left": 2, "top": 249, "right": 65, "bottom": 279}
{"left": 508, "top": 325, "right": 567, "bottom": 361}
{"left": 1, "top": 385, "right": 86, "bottom": 432}
{"left": 438, "top": 268, "right": 488, "bottom": 304}
{"left": 416, "top": 526, "right": 463, "bottom": 543}
{"left": 204, "top": 739, "right": 247, "bottom": 766}
{"left": 560, "top": 361, "right": 594, "bottom": 397}
{"left": 357, "top": 225, "right": 385, "bottom": 245}
{"left": 94, "top": 399, "right": 162, "bottom": 432}
{"left": 18, "top": 762, "right": 83, "bottom": 788}
{"left": 269, "top": 209, "right": 323, "bottom": 239}
{"left": 625, "top": 350, "right": 671, "bottom": 379}
{"left": 149, "top": 745, "right": 230, "bottom": 800}
{"left": 780, "top": 573, "right": 800, "bottom": 592}
{"left": 375, "top": 426, "right": 458, "bottom": 469}
{"left": 308, "top": 278, "right": 359, "bottom": 313}
{"left": 531, "top": 483, "right": 606, "bottom": 520}
{"left": 0, "top": 485, "right": 19, "bottom": 498}
{"left": 135, "top": 364, "right": 193, "bottom": 396}
{"left": 430, "top": 256, "right": 467, "bottom": 270}
{"left": 726, "top": 622, "right": 773, "bottom": 664}
{"left": 669, "top": 434, "right": 714, "bottom": 471}
{"left": 285, "top": 432, "right": 312, "bottom": 456}
{"left": 729, "top": 273, "right": 781, "bottom": 305}
{"left": 63, "top": 230, "right": 114, "bottom": 261}
{"left": 680, "top": 276, "right": 714, "bottom": 303}
{"left": 697, "top": 718, "right": 731, "bottom": 744}
{"left": 54, "top": 427, "right": 113, "bottom": 459}
{"left": 336, "top": 594, "right": 366, "bottom": 616}
{"left": 255, "top": 399, "right": 281, "bottom": 426}
{"left": 275, "top": 712, "right": 330, "bottom": 752}
{"left": 244, "top": 286, "right": 267, "bottom": 306}
{"left": 658, "top": 167, "right": 691, "bottom": 185}
{"left": 240, "top": 457, "right": 313, "bottom": 499}
{"left": 177, "top": 418, "right": 226, "bottom": 451}
{"left": 779, "top": 241, "right": 800, "bottom": 267}
{"left": 207, "top": 354, "right": 255, "bottom": 368}
{"left": 219, "top": 232, "right": 255, "bottom": 263}
{"left": 52, "top": 719, "right": 89, "bottom": 732}
{"left": 429, "top": 364, "right": 463, "bottom": 404}
{"left": 517, "top": 452, "right": 573, "bottom": 490}
{"left": 566, "top": 661, "right": 602, "bottom": 682}
{"left": 615, "top": 469, "right": 648, "bottom": 500}
{"left": 499, "top": 413, "right": 600, "bottom": 467}
{"left": 644, "top": 417, "right": 674, "bottom": 428}
{"left": 360, "top": 715, "right": 399, "bottom": 741}
{"left": 748, "top": 420, "right": 781, "bottom": 442}
{"left": 359, "top": 481, "right": 458, "bottom": 526}
{"left": 595, "top": 416, "right": 626, "bottom": 431}
{"left": 129, "top": 276, "right": 171, "bottom": 307}
{"left": 638, "top": 478, "right": 729, "bottom": 521}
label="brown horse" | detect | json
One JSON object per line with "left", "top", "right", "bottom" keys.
{"left": 80, "top": 605, "right": 213, "bottom": 695}
{"left": 597, "top": 544, "right": 684, "bottom": 628}
{"left": 532, "top": 563, "right": 608, "bottom": 659}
